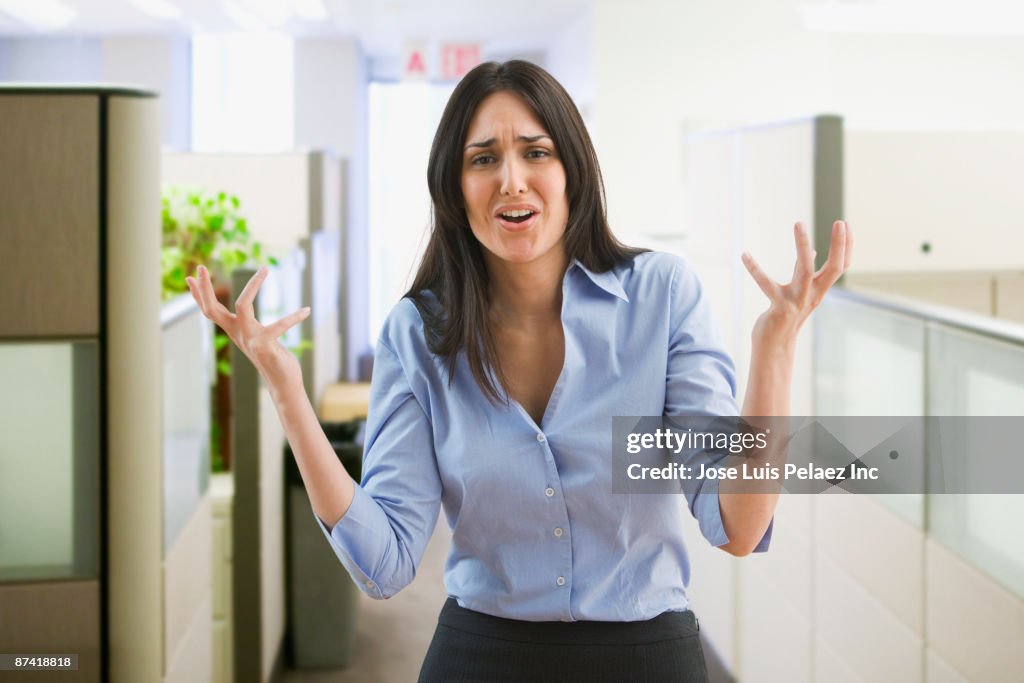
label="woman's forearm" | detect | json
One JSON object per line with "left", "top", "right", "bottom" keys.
{"left": 718, "top": 332, "right": 795, "bottom": 555}
{"left": 269, "top": 378, "right": 356, "bottom": 529}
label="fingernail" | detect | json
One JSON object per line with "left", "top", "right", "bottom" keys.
{"left": 838, "top": 221, "right": 846, "bottom": 234}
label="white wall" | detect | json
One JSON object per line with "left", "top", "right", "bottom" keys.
{"left": 294, "top": 37, "right": 372, "bottom": 380}
{"left": 102, "top": 37, "right": 192, "bottom": 151}
{"left": 0, "top": 37, "right": 102, "bottom": 81}
{"left": 544, "top": 6, "right": 596, "bottom": 121}
{"left": 591, "top": 0, "right": 1024, "bottom": 246}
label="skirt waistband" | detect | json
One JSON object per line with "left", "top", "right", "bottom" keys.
{"left": 437, "top": 598, "right": 699, "bottom": 646}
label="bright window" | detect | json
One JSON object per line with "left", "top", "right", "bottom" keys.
{"left": 368, "top": 81, "right": 454, "bottom": 341}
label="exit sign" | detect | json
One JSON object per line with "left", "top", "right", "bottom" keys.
{"left": 441, "top": 44, "right": 481, "bottom": 80}
{"left": 402, "top": 42, "right": 481, "bottom": 81}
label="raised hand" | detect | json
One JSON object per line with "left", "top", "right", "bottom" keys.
{"left": 186, "top": 265, "right": 310, "bottom": 392}
{"left": 741, "top": 220, "right": 853, "bottom": 342}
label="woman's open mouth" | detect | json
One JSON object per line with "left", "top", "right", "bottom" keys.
{"left": 496, "top": 209, "right": 538, "bottom": 230}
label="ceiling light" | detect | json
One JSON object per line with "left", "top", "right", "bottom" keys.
{"left": 0, "top": 0, "right": 77, "bottom": 31}
{"left": 126, "top": 0, "right": 183, "bottom": 21}
{"left": 291, "top": 0, "right": 328, "bottom": 21}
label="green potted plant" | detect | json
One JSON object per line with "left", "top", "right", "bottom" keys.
{"left": 161, "top": 187, "right": 278, "bottom": 472}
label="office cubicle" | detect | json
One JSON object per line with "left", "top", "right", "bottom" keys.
{"left": 229, "top": 253, "right": 305, "bottom": 683}
{"left": 684, "top": 115, "right": 1024, "bottom": 681}
{"left": 160, "top": 295, "right": 215, "bottom": 683}
{"left": 0, "top": 85, "right": 161, "bottom": 682}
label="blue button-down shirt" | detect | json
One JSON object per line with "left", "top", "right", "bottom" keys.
{"left": 317, "top": 251, "right": 771, "bottom": 622}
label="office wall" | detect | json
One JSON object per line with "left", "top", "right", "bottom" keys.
{"left": 546, "top": 6, "right": 595, "bottom": 122}
{"left": 590, "top": 0, "right": 1024, "bottom": 249}
{"left": 0, "top": 37, "right": 102, "bottom": 81}
{"left": 101, "top": 36, "right": 192, "bottom": 151}
{"left": 294, "top": 37, "right": 371, "bottom": 380}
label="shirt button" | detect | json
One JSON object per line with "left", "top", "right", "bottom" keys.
{"left": 364, "top": 580, "right": 374, "bottom": 589}
{"left": 536, "top": 433, "right": 546, "bottom": 443}
{"left": 553, "top": 527, "right": 563, "bottom": 537}
{"left": 544, "top": 487, "right": 555, "bottom": 497}
{"left": 556, "top": 576, "right": 566, "bottom": 587}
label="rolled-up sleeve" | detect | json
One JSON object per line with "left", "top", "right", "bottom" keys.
{"left": 314, "top": 338, "right": 442, "bottom": 598}
{"left": 664, "top": 256, "right": 772, "bottom": 553}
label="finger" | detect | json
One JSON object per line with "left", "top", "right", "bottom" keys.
{"left": 843, "top": 222, "right": 853, "bottom": 271}
{"left": 813, "top": 221, "right": 847, "bottom": 284}
{"left": 742, "top": 252, "right": 781, "bottom": 299}
{"left": 193, "top": 265, "right": 236, "bottom": 326}
{"left": 792, "top": 222, "right": 815, "bottom": 284}
{"left": 235, "top": 266, "right": 269, "bottom": 319}
{"left": 265, "top": 306, "right": 311, "bottom": 338}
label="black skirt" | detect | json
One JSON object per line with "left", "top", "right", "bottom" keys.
{"left": 418, "top": 598, "right": 710, "bottom": 683}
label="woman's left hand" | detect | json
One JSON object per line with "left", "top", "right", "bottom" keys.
{"left": 742, "top": 220, "right": 853, "bottom": 342}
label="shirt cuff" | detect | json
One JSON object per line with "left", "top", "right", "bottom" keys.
{"left": 313, "top": 485, "right": 386, "bottom": 598}
{"left": 692, "top": 477, "right": 773, "bottom": 553}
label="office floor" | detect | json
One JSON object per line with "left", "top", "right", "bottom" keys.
{"left": 280, "top": 521, "right": 733, "bottom": 683}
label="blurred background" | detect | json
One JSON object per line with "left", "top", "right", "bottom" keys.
{"left": 0, "top": 1, "right": 1022, "bottom": 681}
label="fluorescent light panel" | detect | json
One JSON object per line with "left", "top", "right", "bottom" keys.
{"left": 126, "top": 0, "right": 183, "bottom": 21}
{"left": 0, "top": 0, "right": 77, "bottom": 30}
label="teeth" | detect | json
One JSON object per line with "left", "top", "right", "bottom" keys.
{"left": 500, "top": 209, "right": 533, "bottom": 218}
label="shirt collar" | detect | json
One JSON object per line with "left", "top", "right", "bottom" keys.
{"left": 571, "top": 259, "right": 630, "bottom": 302}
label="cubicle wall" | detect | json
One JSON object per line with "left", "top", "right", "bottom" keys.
{"left": 816, "top": 291, "right": 1024, "bottom": 682}
{"left": 160, "top": 296, "right": 214, "bottom": 683}
{"left": 684, "top": 116, "right": 1024, "bottom": 681}
{"left": 229, "top": 259, "right": 306, "bottom": 683}
{"left": 682, "top": 116, "right": 841, "bottom": 677}
{"left": 0, "top": 86, "right": 216, "bottom": 683}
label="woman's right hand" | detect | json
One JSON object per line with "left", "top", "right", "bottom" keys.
{"left": 186, "top": 265, "right": 311, "bottom": 393}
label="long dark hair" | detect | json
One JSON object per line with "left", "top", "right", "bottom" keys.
{"left": 405, "top": 60, "right": 645, "bottom": 403}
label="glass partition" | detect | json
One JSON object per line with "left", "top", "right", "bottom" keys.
{"left": 0, "top": 341, "right": 99, "bottom": 581}
{"left": 814, "top": 295, "right": 926, "bottom": 526}
{"left": 927, "top": 324, "right": 1024, "bottom": 597}
{"left": 161, "top": 297, "right": 212, "bottom": 553}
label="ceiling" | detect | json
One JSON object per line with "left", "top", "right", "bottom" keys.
{"left": 0, "top": 0, "right": 594, "bottom": 57}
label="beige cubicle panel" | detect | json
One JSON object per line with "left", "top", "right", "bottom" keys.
{"left": 230, "top": 267, "right": 289, "bottom": 683}
{"left": 105, "top": 88, "right": 165, "bottom": 683}
{"left": 0, "top": 91, "right": 104, "bottom": 683}
{"left": 0, "top": 87, "right": 164, "bottom": 683}
{"left": 844, "top": 130, "right": 1024, "bottom": 274}
{"left": 0, "top": 86, "right": 213, "bottom": 683}
{"left": 0, "top": 95, "right": 100, "bottom": 339}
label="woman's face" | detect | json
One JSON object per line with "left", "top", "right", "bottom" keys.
{"left": 461, "top": 91, "right": 569, "bottom": 270}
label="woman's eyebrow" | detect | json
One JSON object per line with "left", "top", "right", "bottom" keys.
{"left": 464, "top": 134, "right": 552, "bottom": 151}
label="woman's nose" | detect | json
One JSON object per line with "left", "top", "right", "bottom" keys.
{"left": 499, "top": 157, "right": 528, "bottom": 195}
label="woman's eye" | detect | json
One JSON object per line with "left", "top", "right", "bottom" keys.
{"left": 527, "top": 149, "right": 551, "bottom": 159}
{"left": 471, "top": 154, "right": 495, "bottom": 166}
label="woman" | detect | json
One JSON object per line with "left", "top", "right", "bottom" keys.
{"left": 187, "top": 60, "right": 851, "bottom": 682}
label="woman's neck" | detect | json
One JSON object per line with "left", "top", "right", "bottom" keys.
{"left": 486, "top": 246, "right": 568, "bottom": 328}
